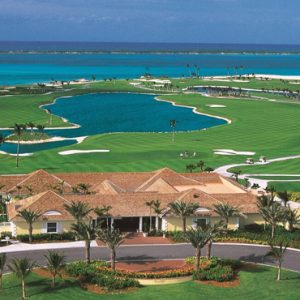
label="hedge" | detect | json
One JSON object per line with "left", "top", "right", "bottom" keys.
{"left": 17, "top": 232, "right": 75, "bottom": 242}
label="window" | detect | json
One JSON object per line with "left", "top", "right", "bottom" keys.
{"left": 194, "top": 218, "right": 207, "bottom": 229}
{"left": 47, "top": 222, "right": 57, "bottom": 233}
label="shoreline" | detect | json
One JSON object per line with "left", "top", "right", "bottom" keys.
{"left": 5, "top": 135, "right": 87, "bottom": 145}
{"left": 155, "top": 96, "right": 232, "bottom": 125}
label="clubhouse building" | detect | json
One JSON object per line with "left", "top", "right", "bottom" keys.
{"left": 1, "top": 168, "right": 263, "bottom": 236}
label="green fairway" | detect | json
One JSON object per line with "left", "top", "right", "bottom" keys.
{"left": 240, "top": 159, "right": 300, "bottom": 175}
{"left": 268, "top": 181, "right": 300, "bottom": 192}
{"left": 1, "top": 266, "right": 300, "bottom": 300}
{"left": 1, "top": 90, "right": 300, "bottom": 175}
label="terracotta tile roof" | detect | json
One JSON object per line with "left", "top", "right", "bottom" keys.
{"left": 7, "top": 169, "right": 72, "bottom": 195}
{"left": 7, "top": 190, "right": 74, "bottom": 221}
{"left": 135, "top": 168, "right": 201, "bottom": 192}
{"left": 0, "top": 175, "right": 25, "bottom": 193}
{"left": 93, "top": 180, "right": 126, "bottom": 194}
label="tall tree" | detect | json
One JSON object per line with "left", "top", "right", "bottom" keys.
{"left": 27, "top": 122, "right": 35, "bottom": 135}
{"left": 97, "top": 228, "right": 124, "bottom": 271}
{"left": 0, "top": 253, "right": 6, "bottom": 290}
{"left": 18, "top": 209, "right": 41, "bottom": 243}
{"left": 205, "top": 221, "right": 224, "bottom": 259}
{"left": 145, "top": 200, "right": 155, "bottom": 232}
{"left": 230, "top": 168, "right": 242, "bottom": 182}
{"left": 168, "top": 200, "right": 200, "bottom": 232}
{"left": 186, "top": 164, "right": 196, "bottom": 173}
{"left": 8, "top": 258, "right": 34, "bottom": 300}
{"left": 94, "top": 205, "right": 112, "bottom": 229}
{"left": 169, "top": 119, "right": 177, "bottom": 142}
{"left": 64, "top": 201, "right": 92, "bottom": 224}
{"left": 285, "top": 207, "right": 300, "bottom": 232}
{"left": 44, "top": 251, "right": 65, "bottom": 288}
{"left": 265, "top": 239, "right": 289, "bottom": 281}
{"left": 71, "top": 220, "right": 99, "bottom": 264}
{"left": 185, "top": 227, "right": 211, "bottom": 271}
{"left": 213, "top": 202, "right": 245, "bottom": 229}
{"left": 197, "top": 160, "right": 205, "bottom": 172}
{"left": 265, "top": 185, "right": 276, "bottom": 200}
{"left": 13, "top": 123, "right": 25, "bottom": 168}
{"left": 259, "top": 202, "right": 286, "bottom": 238}
{"left": 277, "top": 190, "right": 291, "bottom": 207}
{"left": 152, "top": 200, "right": 162, "bottom": 230}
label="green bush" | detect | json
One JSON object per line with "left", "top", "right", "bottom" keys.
{"left": 92, "top": 274, "right": 139, "bottom": 291}
{"left": 148, "top": 229, "right": 164, "bottom": 237}
{"left": 17, "top": 232, "right": 75, "bottom": 242}
{"left": 66, "top": 261, "right": 139, "bottom": 291}
{"left": 0, "top": 231, "right": 12, "bottom": 239}
{"left": 193, "top": 265, "right": 234, "bottom": 282}
{"left": 166, "top": 231, "right": 186, "bottom": 242}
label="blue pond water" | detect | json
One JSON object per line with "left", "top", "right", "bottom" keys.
{"left": 43, "top": 93, "right": 226, "bottom": 138}
{"left": 0, "top": 93, "right": 226, "bottom": 154}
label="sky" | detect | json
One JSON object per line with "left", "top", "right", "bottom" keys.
{"left": 1, "top": 0, "right": 300, "bottom": 44}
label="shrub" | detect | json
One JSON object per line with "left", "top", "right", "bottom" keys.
{"left": 17, "top": 232, "right": 75, "bottom": 242}
{"left": 166, "top": 231, "right": 186, "bottom": 242}
{"left": 193, "top": 265, "right": 234, "bottom": 282}
{"left": 92, "top": 274, "right": 139, "bottom": 291}
{"left": 0, "top": 231, "right": 12, "bottom": 239}
{"left": 148, "top": 229, "right": 164, "bottom": 237}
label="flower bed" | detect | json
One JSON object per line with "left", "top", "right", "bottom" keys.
{"left": 97, "top": 265, "right": 194, "bottom": 279}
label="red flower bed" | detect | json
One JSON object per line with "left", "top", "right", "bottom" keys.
{"left": 97, "top": 265, "right": 194, "bottom": 279}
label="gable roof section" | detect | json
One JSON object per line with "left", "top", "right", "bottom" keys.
{"left": 135, "top": 168, "right": 201, "bottom": 192}
{"left": 93, "top": 179, "right": 126, "bottom": 195}
{"left": 8, "top": 190, "right": 73, "bottom": 221}
{"left": 7, "top": 169, "right": 72, "bottom": 194}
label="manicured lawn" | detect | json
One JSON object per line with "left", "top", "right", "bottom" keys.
{"left": 268, "top": 181, "right": 300, "bottom": 192}
{"left": 1, "top": 266, "right": 300, "bottom": 300}
{"left": 240, "top": 159, "right": 300, "bottom": 175}
{"left": 1, "top": 91, "right": 300, "bottom": 176}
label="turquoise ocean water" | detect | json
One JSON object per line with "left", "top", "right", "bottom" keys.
{"left": 1, "top": 53, "right": 300, "bottom": 85}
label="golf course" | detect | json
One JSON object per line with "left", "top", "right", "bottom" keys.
{"left": 0, "top": 77, "right": 300, "bottom": 191}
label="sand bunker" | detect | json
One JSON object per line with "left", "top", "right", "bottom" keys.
{"left": 207, "top": 104, "right": 226, "bottom": 108}
{"left": 214, "top": 149, "right": 255, "bottom": 156}
{"left": 58, "top": 150, "right": 110, "bottom": 155}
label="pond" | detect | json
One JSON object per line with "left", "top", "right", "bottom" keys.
{"left": 1, "top": 93, "right": 227, "bottom": 154}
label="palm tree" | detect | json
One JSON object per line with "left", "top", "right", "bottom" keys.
{"left": 145, "top": 200, "right": 155, "bottom": 232}
{"left": 36, "top": 124, "right": 45, "bottom": 133}
{"left": 77, "top": 183, "right": 91, "bottom": 194}
{"left": 27, "top": 122, "right": 35, "bottom": 135}
{"left": 8, "top": 258, "right": 35, "bottom": 300}
{"left": 13, "top": 123, "right": 25, "bottom": 168}
{"left": 169, "top": 119, "right": 176, "bottom": 142}
{"left": 71, "top": 220, "right": 99, "bottom": 264}
{"left": 265, "top": 239, "right": 289, "bottom": 281}
{"left": 94, "top": 205, "right": 112, "bottom": 228}
{"left": 186, "top": 164, "right": 196, "bottom": 173}
{"left": 185, "top": 227, "right": 211, "bottom": 271}
{"left": 265, "top": 185, "right": 276, "bottom": 200}
{"left": 277, "top": 190, "right": 291, "bottom": 207}
{"left": 285, "top": 207, "right": 300, "bottom": 232}
{"left": 259, "top": 202, "right": 286, "bottom": 238}
{"left": 197, "top": 160, "right": 205, "bottom": 172}
{"left": 97, "top": 228, "right": 124, "bottom": 271}
{"left": 0, "top": 133, "right": 5, "bottom": 146}
{"left": 213, "top": 202, "right": 245, "bottom": 229}
{"left": 44, "top": 251, "right": 65, "bottom": 288}
{"left": 257, "top": 195, "right": 274, "bottom": 230}
{"left": 168, "top": 200, "right": 200, "bottom": 232}
{"left": 231, "top": 168, "right": 242, "bottom": 182}
{"left": 64, "top": 201, "right": 92, "bottom": 224}
{"left": 152, "top": 200, "right": 162, "bottom": 230}
{"left": 205, "top": 221, "right": 224, "bottom": 259}
{"left": 0, "top": 253, "right": 6, "bottom": 290}
{"left": 18, "top": 209, "right": 41, "bottom": 243}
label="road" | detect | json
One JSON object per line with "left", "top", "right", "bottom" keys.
{"left": 2, "top": 243, "right": 300, "bottom": 273}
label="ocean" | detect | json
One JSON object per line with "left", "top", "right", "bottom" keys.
{"left": 1, "top": 42, "right": 300, "bottom": 85}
